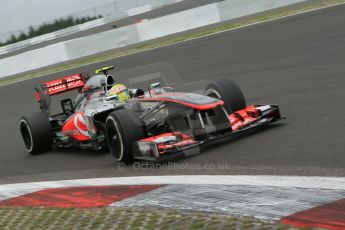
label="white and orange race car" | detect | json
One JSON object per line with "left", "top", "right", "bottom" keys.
{"left": 19, "top": 66, "right": 283, "bottom": 163}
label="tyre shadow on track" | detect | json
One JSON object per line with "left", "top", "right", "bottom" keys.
{"left": 50, "top": 147, "right": 110, "bottom": 157}
{"left": 201, "top": 123, "right": 285, "bottom": 152}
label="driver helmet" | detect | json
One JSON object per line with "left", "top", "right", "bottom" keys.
{"left": 109, "top": 84, "right": 130, "bottom": 102}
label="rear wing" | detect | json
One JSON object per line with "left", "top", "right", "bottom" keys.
{"left": 34, "top": 73, "right": 89, "bottom": 113}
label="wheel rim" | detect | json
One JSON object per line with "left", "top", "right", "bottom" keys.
{"left": 106, "top": 117, "right": 123, "bottom": 160}
{"left": 20, "top": 120, "right": 33, "bottom": 152}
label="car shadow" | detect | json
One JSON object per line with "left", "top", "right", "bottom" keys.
{"left": 51, "top": 147, "right": 110, "bottom": 157}
{"left": 30, "top": 123, "right": 285, "bottom": 165}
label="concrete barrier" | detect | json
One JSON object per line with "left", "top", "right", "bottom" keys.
{"left": 218, "top": 0, "right": 308, "bottom": 21}
{"left": 127, "top": 5, "right": 153, "bottom": 16}
{"left": 30, "top": 33, "right": 57, "bottom": 45}
{"left": 136, "top": 4, "right": 220, "bottom": 41}
{"left": 77, "top": 18, "right": 106, "bottom": 31}
{"left": 65, "top": 25, "right": 140, "bottom": 60}
{"left": 0, "top": 43, "right": 68, "bottom": 77}
{"left": 0, "top": 47, "right": 7, "bottom": 56}
{"left": 2, "top": 40, "right": 32, "bottom": 55}
{"left": 0, "top": 0, "right": 307, "bottom": 78}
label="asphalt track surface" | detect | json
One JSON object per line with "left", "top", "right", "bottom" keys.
{"left": 0, "top": 0, "right": 221, "bottom": 59}
{"left": 0, "top": 4, "right": 345, "bottom": 184}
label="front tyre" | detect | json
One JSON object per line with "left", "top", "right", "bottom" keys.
{"left": 20, "top": 112, "right": 53, "bottom": 154}
{"left": 205, "top": 79, "right": 246, "bottom": 114}
{"left": 105, "top": 109, "right": 145, "bottom": 163}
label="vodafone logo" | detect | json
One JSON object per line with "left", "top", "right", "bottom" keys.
{"left": 46, "top": 75, "right": 83, "bottom": 94}
{"left": 73, "top": 113, "right": 90, "bottom": 137}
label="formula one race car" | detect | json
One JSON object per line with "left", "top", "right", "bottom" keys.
{"left": 20, "top": 66, "right": 282, "bottom": 163}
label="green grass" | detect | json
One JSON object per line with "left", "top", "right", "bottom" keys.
{"left": 1, "top": 0, "right": 344, "bottom": 86}
{"left": 0, "top": 207, "right": 304, "bottom": 230}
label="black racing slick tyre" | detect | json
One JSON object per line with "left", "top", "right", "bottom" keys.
{"left": 105, "top": 109, "right": 145, "bottom": 163}
{"left": 19, "top": 112, "right": 53, "bottom": 155}
{"left": 205, "top": 79, "right": 246, "bottom": 114}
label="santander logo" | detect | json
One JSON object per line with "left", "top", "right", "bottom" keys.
{"left": 46, "top": 75, "right": 83, "bottom": 94}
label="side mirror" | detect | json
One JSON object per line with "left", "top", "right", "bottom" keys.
{"left": 150, "top": 82, "right": 161, "bottom": 89}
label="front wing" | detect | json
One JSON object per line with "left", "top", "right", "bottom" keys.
{"left": 132, "top": 104, "right": 282, "bottom": 161}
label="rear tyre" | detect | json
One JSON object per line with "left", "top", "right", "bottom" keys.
{"left": 105, "top": 109, "right": 145, "bottom": 163}
{"left": 205, "top": 79, "right": 246, "bottom": 114}
{"left": 20, "top": 112, "right": 53, "bottom": 155}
